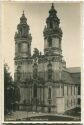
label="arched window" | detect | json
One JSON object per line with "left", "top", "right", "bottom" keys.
{"left": 21, "top": 26, "right": 28, "bottom": 38}
{"left": 48, "top": 37, "right": 52, "bottom": 47}
{"left": 47, "top": 62, "right": 52, "bottom": 81}
{"left": 48, "top": 87, "right": 51, "bottom": 99}
{"left": 33, "top": 63, "right": 38, "bottom": 79}
{"left": 78, "top": 86, "right": 80, "bottom": 95}
{"left": 28, "top": 44, "right": 30, "bottom": 55}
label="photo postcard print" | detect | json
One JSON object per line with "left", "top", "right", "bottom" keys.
{"left": 2, "top": 1, "right": 81, "bottom": 121}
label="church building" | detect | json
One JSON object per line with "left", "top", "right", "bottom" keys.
{"left": 14, "top": 4, "right": 81, "bottom": 114}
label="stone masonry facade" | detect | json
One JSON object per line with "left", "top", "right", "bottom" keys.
{"left": 14, "top": 4, "right": 81, "bottom": 114}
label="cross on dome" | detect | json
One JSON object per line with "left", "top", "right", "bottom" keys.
{"left": 20, "top": 10, "right": 27, "bottom": 24}
{"left": 51, "top": 3, "right": 54, "bottom": 9}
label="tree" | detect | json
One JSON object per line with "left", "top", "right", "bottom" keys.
{"left": 4, "top": 64, "right": 14, "bottom": 114}
{"left": 4, "top": 63, "right": 20, "bottom": 115}
{"left": 33, "top": 48, "right": 39, "bottom": 57}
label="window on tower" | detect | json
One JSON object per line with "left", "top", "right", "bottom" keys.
{"left": 48, "top": 37, "right": 52, "bottom": 47}
{"left": 28, "top": 44, "right": 30, "bottom": 55}
{"left": 78, "top": 86, "right": 80, "bottom": 95}
{"left": 50, "top": 21, "right": 53, "bottom": 29}
{"left": 33, "top": 63, "right": 38, "bottom": 79}
{"left": 18, "top": 43, "right": 21, "bottom": 53}
{"left": 47, "top": 62, "right": 52, "bottom": 81}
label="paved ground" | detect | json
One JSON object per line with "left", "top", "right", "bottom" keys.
{"left": 5, "top": 111, "right": 81, "bottom": 121}
{"left": 64, "top": 107, "right": 81, "bottom": 117}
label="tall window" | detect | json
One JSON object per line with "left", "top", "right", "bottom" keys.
{"left": 62, "top": 85, "right": 64, "bottom": 96}
{"left": 33, "top": 84, "right": 37, "bottom": 98}
{"left": 28, "top": 44, "right": 30, "bottom": 55}
{"left": 48, "top": 37, "right": 52, "bottom": 47}
{"left": 18, "top": 43, "right": 21, "bottom": 53}
{"left": 33, "top": 63, "right": 38, "bottom": 79}
{"left": 48, "top": 87, "right": 51, "bottom": 99}
{"left": 78, "top": 86, "right": 80, "bottom": 95}
{"left": 47, "top": 62, "right": 52, "bottom": 81}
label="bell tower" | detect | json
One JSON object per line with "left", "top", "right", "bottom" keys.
{"left": 14, "top": 11, "right": 32, "bottom": 58}
{"left": 43, "top": 4, "right": 62, "bottom": 57}
{"left": 14, "top": 11, "right": 32, "bottom": 82}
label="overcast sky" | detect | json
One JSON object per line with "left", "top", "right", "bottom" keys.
{"left": 2, "top": 2, "right": 81, "bottom": 77}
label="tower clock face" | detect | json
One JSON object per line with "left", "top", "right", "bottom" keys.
{"left": 52, "top": 38, "right": 59, "bottom": 48}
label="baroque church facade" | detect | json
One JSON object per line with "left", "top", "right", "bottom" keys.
{"left": 14, "top": 4, "right": 81, "bottom": 113}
